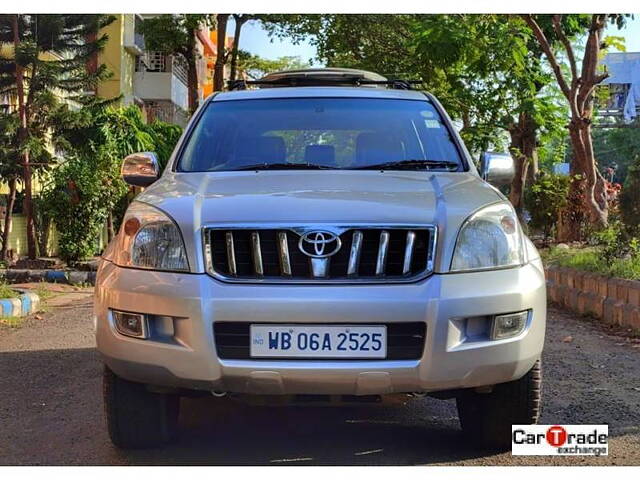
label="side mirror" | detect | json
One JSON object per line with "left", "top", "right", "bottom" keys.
{"left": 479, "top": 152, "right": 515, "bottom": 187}
{"left": 121, "top": 152, "right": 160, "bottom": 187}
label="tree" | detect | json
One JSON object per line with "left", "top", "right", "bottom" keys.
{"left": 522, "top": 14, "right": 627, "bottom": 238}
{"left": 0, "top": 14, "right": 114, "bottom": 259}
{"left": 0, "top": 111, "right": 19, "bottom": 261}
{"left": 141, "top": 14, "right": 211, "bottom": 112}
{"left": 261, "top": 14, "right": 566, "bottom": 213}
{"left": 43, "top": 104, "right": 184, "bottom": 260}
{"left": 237, "top": 51, "right": 311, "bottom": 79}
{"left": 214, "top": 14, "right": 229, "bottom": 91}
{"left": 228, "top": 14, "right": 256, "bottom": 82}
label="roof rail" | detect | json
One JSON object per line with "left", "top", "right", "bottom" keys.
{"left": 227, "top": 76, "right": 422, "bottom": 91}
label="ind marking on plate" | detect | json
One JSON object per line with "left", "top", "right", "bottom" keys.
{"left": 250, "top": 325, "right": 387, "bottom": 358}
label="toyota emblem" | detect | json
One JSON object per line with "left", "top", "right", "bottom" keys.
{"left": 298, "top": 230, "right": 342, "bottom": 258}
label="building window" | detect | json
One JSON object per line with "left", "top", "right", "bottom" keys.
{"left": 137, "top": 51, "right": 167, "bottom": 73}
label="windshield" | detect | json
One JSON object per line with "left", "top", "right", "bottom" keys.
{"left": 177, "top": 97, "right": 464, "bottom": 172}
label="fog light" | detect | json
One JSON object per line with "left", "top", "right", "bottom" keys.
{"left": 112, "top": 310, "right": 148, "bottom": 339}
{"left": 490, "top": 311, "right": 528, "bottom": 340}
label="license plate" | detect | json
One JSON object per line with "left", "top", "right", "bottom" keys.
{"left": 249, "top": 325, "right": 387, "bottom": 359}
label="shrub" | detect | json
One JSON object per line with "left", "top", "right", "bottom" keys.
{"left": 44, "top": 105, "right": 184, "bottom": 262}
{"left": 41, "top": 151, "right": 127, "bottom": 262}
{"left": 543, "top": 244, "right": 640, "bottom": 280}
{"left": 524, "top": 172, "right": 571, "bottom": 241}
{"left": 0, "top": 282, "right": 18, "bottom": 299}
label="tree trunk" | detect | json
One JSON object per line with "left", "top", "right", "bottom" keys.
{"left": 508, "top": 129, "right": 527, "bottom": 214}
{"left": 1, "top": 178, "right": 17, "bottom": 261}
{"left": 508, "top": 112, "right": 538, "bottom": 216}
{"left": 186, "top": 48, "right": 199, "bottom": 113}
{"left": 13, "top": 14, "right": 36, "bottom": 259}
{"left": 214, "top": 14, "right": 229, "bottom": 91}
{"left": 229, "top": 15, "right": 247, "bottom": 82}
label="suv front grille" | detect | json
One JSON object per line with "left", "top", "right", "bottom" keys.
{"left": 203, "top": 226, "right": 436, "bottom": 283}
{"left": 214, "top": 322, "right": 427, "bottom": 360}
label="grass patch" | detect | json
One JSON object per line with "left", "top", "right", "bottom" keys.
{"left": 543, "top": 246, "right": 640, "bottom": 280}
{"left": 33, "top": 281, "right": 55, "bottom": 301}
{"left": 0, "top": 282, "right": 19, "bottom": 299}
{"left": 0, "top": 316, "right": 23, "bottom": 328}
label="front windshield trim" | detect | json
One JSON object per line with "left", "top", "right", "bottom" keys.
{"left": 173, "top": 95, "right": 469, "bottom": 173}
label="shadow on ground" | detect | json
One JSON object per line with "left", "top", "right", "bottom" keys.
{"left": 2, "top": 306, "right": 640, "bottom": 465}
{"left": 0, "top": 347, "right": 500, "bottom": 465}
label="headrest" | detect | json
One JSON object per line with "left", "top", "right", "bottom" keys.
{"left": 356, "top": 132, "right": 404, "bottom": 165}
{"left": 237, "top": 136, "right": 286, "bottom": 165}
{"left": 305, "top": 144, "right": 335, "bottom": 166}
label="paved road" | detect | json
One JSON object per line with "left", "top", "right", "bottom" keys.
{"left": 1, "top": 294, "right": 639, "bottom": 465}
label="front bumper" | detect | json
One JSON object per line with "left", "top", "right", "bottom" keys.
{"left": 94, "top": 260, "right": 546, "bottom": 395}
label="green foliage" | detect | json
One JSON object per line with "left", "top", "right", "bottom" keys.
{"left": 41, "top": 150, "right": 125, "bottom": 261}
{"left": 43, "top": 105, "right": 183, "bottom": 261}
{"left": 260, "top": 14, "right": 567, "bottom": 156}
{"left": 237, "top": 51, "right": 311, "bottom": 79}
{"left": 544, "top": 244, "right": 640, "bottom": 281}
{"left": 146, "top": 120, "right": 184, "bottom": 170}
{"left": 593, "top": 126, "right": 640, "bottom": 185}
{"left": 0, "top": 282, "right": 18, "bottom": 299}
{"left": 591, "top": 221, "right": 639, "bottom": 262}
{"left": 0, "top": 112, "right": 19, "bottom": 179}
{"left": 140, "top": 14, "right": 210, "bottom": 58}
{"left": 0, "top": 15, "right": 115, "bottom": 99}
{"left": 620, "top": 155, "right": 640, "bottom": 236}
{"left": 54, "top": 104, "right": 183, "bottom": 170}
{"left": 524, "top": 173, "right": 571, "bottom": 240}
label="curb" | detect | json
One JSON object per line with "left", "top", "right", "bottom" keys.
{"left": 0, "top": 269, "right": 96, "bottom": 286}
{"left": 545, "top": 266, "right": 640, "bottom": 332}
{"left": 0, "top": 290, "right": 40, "bottom": 318}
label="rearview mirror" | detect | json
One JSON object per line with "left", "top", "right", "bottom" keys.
{"left": 479, "top": 152, "right": 515, "bottom": 187}
{"left": 121, "top": 152, "right": 160, "bottom": 187}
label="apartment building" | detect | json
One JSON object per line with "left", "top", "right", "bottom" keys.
{"left": 600, "top": 52, "right": 640, "bottom": 123}
{"left": 97, "top": 14, "right": 229, "bottom": 127}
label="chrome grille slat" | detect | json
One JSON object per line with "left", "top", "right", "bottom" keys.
{"left": 250, "top": 232, "right": 263, "bottom": 276}
{"left": 347, "top": 230, "right": 363, "bottom": 276}
{"left": 225, "top": 232, "right": 237, "bottom": 276}
{"left": 205, "top": 226, "right": 436, "bottom": 283}
{"left": 403, "top": 231, "right": 416, "bottom": 275}
{"left": 277, "top": 231, "right": 292, "bottom": 276}
{"left": 375, "top": 230, "right": 390, "bottom": 275}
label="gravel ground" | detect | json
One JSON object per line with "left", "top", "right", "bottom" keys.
{"left": 0, "top": 295, "right": 639, "bottom": 466}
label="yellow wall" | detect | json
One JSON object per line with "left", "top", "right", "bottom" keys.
{"left": 97, "top": 14, "right": 136, "bottom": 105}
{"left": 0, "top": 214, "right": 59, "bottom": 257}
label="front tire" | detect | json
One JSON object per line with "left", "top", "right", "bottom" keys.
{"left": 456, "top": 360, "right": 542, "bottom": 450}
{"left": 103, "top": 366, "right": 180, "bottom": 449}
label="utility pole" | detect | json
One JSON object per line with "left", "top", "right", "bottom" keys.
{"left": 12, "top": 14, "right": 36, "bottom": 259}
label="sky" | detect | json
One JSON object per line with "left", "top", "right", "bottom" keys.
{"left": 232, "top": 15, "right": 640, "bottom": 65}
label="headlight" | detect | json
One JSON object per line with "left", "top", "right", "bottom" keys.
{"left": 114, "top": 202, "right": 189, "bottom": 272}
{"left": 451, "top": 203, "right": 524, "bottom": 272}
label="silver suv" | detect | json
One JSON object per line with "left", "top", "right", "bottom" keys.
{"left": 95, "top": 68, "right": 546, "bottom": 450}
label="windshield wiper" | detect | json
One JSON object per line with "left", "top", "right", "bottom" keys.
{"left": 353, "top": 159, "right": 460, "bottom": 171}
{"left": 231, "top": 162, "right": 338, "bottom": 171}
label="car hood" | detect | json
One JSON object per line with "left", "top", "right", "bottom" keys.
{"left": 138, "top": 170, "right": 504, "bottom": 273}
